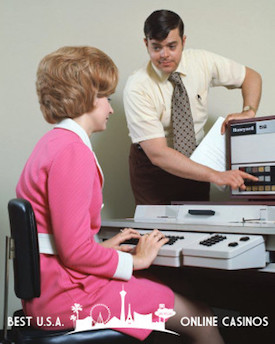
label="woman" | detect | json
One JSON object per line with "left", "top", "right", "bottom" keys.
{"left": 16, "top": 46, "right": 224, "bottom": 343}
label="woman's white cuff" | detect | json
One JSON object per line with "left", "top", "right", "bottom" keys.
{"left": 113, "top": 251, "right": 133, "bottom": 281}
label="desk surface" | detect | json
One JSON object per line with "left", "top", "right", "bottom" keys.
{"left": 101, "top": 219, "right": 275, "bottom": 235}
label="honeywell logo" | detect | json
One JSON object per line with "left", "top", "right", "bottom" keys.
{"left": 231, "top": 123, "right": 256, "bottom": 136}
{"left": 232, "top": 126, "right": 254, "bottom": 133}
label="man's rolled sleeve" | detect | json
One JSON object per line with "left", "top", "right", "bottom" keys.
{"left": 206, "top": 50, "right": 246, "bottom": 88}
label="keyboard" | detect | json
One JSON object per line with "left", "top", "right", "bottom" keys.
{"left": 101, "top": 229, "right": 266, "bottom": 269}
{"left": 182, "top": 233, "right": 266, "bottom": 270}
{"left": 121, "top": 234, "right": 185, "bottom": 246}
{"left": 102, "top": 229, "right": 206, "bottom": 267}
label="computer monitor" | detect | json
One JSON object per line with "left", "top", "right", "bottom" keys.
{"left": 227, "top": 115, "right": 275, "bottom": 200}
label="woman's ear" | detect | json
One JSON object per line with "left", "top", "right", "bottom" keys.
{"left": 93, "top": 95, "right": 99, "bottom": 107}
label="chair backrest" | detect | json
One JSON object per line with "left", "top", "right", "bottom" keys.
{"left": 8, "top": 198, "right": 40, "bottom": 300}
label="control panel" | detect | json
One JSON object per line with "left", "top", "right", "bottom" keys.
{"left": 228, "top": 116, "right": 275, "bottom": 199}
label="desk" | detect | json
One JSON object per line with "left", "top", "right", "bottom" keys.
{"left": 101, "top": 218, "right": 275, "bottom": 343}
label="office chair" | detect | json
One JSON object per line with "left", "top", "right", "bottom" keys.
{"left": 4, "top": 198, "right": 154, "bottom": 344}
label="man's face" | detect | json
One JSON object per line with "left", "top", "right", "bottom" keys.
{"left": 145, "top": 28, "right": 185, "bottom": 74}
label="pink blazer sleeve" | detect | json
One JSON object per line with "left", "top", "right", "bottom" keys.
{"left": 47, "top": 142, "right": 119, "bottom": 279}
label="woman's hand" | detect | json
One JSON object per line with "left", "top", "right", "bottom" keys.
{"left": 132, "top": 229, "right": 169, "bottom": 270}
{"left": 100, "top": 227, "right": 141, "bottom": 253}
{"left": 210, "top": 169, "right": 258, "bottom": 190}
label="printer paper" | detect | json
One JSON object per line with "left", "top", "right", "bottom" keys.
{"left": 190, "top": 116, "right": 226, "bottom": 172}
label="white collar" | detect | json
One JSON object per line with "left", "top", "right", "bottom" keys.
{"left": 54, "top": 118, "right": 104, "bottom": 185}
{"left": 54, "top": 118, "right": 92, "bottom": 150}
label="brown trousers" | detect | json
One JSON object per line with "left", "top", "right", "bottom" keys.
{"left": 129, "top": 144, "right": 210, "bottom": 205}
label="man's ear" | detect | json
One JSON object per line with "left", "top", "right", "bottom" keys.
{"left": 144, "top": 38, "right": 148, "bottom": 47}
{"left": 182, "top": 35, "right": 187, "bottom": 48}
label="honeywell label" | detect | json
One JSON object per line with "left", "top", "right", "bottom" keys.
{"left": 231, "top": 119, "right": 275, "bottom": 136}
{"left": 231, "top": 123, "right": 256, "bottom": 136}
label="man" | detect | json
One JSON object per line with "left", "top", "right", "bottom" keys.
{"left": 123, "top": 9, "right": 261, "bottom": 205}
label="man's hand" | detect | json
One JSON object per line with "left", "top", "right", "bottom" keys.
{"left": 210, "top": 169, "right": 258, "bottom": 190}
{"left": 221, "top": 109, "right": 256, "bottom": 134}
{"left": 221, "top": 66, "right": 261, "bottom": 134}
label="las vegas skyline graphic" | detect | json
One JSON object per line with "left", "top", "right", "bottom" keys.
{"left": 69, "top": 285, "right": 178, "bottom": 335}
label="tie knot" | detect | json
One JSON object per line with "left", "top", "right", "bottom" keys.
{"left": 168, "top": 72, "right": 182, "bottom": 86}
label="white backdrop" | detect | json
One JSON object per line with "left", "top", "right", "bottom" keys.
{"left": 1, "top": 0, "right": 274, "bottom": 326}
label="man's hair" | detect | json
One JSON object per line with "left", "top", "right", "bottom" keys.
{"left": 144, "top": 10, "right": 184, "bottom": 41}
{"left": 36, "top": 46, "right": 118, "bottom": 124}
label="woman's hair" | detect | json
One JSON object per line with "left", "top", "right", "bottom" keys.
{"left": 144, "top": 10, "right": 184, "bottom": 41}
{"left": 36, "top": 46, "right": 118, "bottom": 124}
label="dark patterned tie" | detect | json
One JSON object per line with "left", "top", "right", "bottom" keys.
{"left": 168, "top": 72, "right": 196, "bottom": 157}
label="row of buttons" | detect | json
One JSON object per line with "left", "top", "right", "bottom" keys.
{"left": 120, "top": 235, "right": 185, "bottom": 246}
{"left": 200, "top": 235, "right": 250, "bottom": 247}
{"left": 240, "top": 166, "right": 271, "bottom": 173}
{"left": 238, "top": 165, "right": 275, "bottom": 192}
{"left": 245, "top": 185, "right": 275, "bottom": 192}
{"left": 200, "top": 234, "right": 226, "bottom": 247}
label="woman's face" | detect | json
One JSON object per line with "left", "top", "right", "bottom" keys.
{"left": 89, "top": 97, "right": 114, "bottom": 133}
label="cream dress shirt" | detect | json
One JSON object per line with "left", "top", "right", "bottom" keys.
{"left": 123, "top": 49, "right": 246, "bottom": 147}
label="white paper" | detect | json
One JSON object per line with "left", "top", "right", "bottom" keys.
{"left": 190, "top": 116, "right": 226, "bottom": 172}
